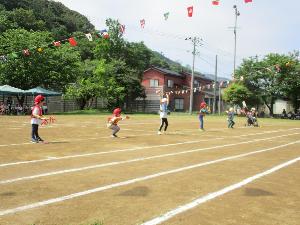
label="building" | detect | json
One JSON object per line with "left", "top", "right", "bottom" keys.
{"left": 141, "top": 66, "right": 229, "bottom": 113}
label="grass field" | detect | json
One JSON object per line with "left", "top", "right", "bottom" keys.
{"left": 0, "top": 114, "right": 299, "bottom": 225}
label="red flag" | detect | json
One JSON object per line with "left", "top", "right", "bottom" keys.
{"left": 140, "top": 19, "right": 145, "bottom": 28}
{"left": 102, "top": 32, "right": 110, "bottom": 39}
{"left": 120, "top": 25, "right": 125, "bottom": 34}
{"left": 53, "top": 41, "right": 61, "bottom": 47}
{"left": 187, "top": 6, "right": 193, "bottom": 17}
{"left": 22, "top": 49, "right": 30, "bottom": 56}
{"left": 212, "top": 0, "right": 220, "bottom": 5}
{"left": 68, "top": 37, "right": 77, "bottom": 47}
{"left": 244, "top": 0, "right": 252, "bottom": 3}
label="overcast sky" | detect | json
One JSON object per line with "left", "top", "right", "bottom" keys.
{"left": 55, "top": 0, "right": 300, "bottom": 79}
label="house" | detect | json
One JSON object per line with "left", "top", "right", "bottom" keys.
{"left": 141, "top": 66, "right": 229, "bottom": 112}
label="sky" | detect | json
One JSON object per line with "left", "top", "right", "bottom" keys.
{"left": 55, "top": 0, "right": 300, "bottom": 79}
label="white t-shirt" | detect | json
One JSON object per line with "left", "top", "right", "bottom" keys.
{"left": 160, "top": 111, "right": 168, "bottom": 118}
{"left": 31, "top": 107, "right": 42, "bottom": 125}
{"left": 159, "top": 103, "right": 168, "bottom": 118}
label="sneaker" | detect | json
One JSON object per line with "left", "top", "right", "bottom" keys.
{"left": 31, "top": 138, "right": 39, "bottom": 143}
{"left": 37, "top": 137, "right": 44, "bottom": 142}
{"left": 157, "top": 131, "right": 162, "bottom": 135}
{"left": 199, "top": 128, "right": 205, "bottom": 131}
{"left": 111, "top": 134, "right": 118, "bottom": 138}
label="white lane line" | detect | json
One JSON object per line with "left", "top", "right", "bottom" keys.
{"left": 0, "top": 140, "right": 299, "bottom": 216}
{"left": 0, "top": 129, "right": 298, "bottom": 168}
{"left": 140, "top": 156, "right": 300, "bottom": 225}
{"left": 1, "top": 126, "right": 298, "bottom": 148}
{"left": 1, "top": 135, "right": 299, "bottom": 185}
{"left": 0, "top": 139, "right": 219, "bottom": 168}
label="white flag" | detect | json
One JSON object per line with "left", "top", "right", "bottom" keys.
{"left": 85, "top": 33, "right": 93, "bottom": 41}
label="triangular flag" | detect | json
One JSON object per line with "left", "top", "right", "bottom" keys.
{"left": 102, "top": 31, "right": 110, "bottom": 39}
{"left": 212, "top": 0, "right": 220, "bottom": 5}
{"left": 22, "top": 49, "right": 30, "bottom": 56}
{"left": 244, "top": 0, "right": 252, "bottom": 3}
{"left": 0, "top": 55, "right": 7, "bottom": 63}
{"left": 164, "top": 12, "right": 170, "bottom": 20}
{"left": 187, "top": 6, "right": 193, "bottom": 17}
{"left": 53, "top": 41, "right": 61, "bottom": 47}
{"left": 120, "top": 25, "right": 126, "bottom": 34}
{"left": 140, "top": 19, "right": 145, "bottom": 28}
{"left": 85, "top": 33, "right": 93, "bottom": 41}
{"left": 275, "top": 64, "right": 281, "bottom": 72}
{"left": 37, "top": 47, "right": 43, "bottom": 53}
{"left": 68, "top": 37, "right": 77, "bottom": 47}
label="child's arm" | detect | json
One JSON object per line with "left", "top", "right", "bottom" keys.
{"left": 32, "top": 108, "right": 47, "bottom": 120}
{"left": 166, "top": 93, "right": 170, "bottom": 105}
{"left": 32, "top": 114, "right": 47, "bottom": 120}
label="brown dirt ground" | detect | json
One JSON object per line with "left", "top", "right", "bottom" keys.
{"left": 0, "top": 115, "right": 299, "bottom": 225}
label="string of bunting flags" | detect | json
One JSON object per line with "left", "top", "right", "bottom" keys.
{"left": 140, "top": 0, "right": 253, "bottom": 28}
{"left": 162, "top": 80, "right": 231, "bottom": 96}
{"left": 0, "top": 0, "right": 253, "bottom": 62}
{"left": 0, "top": 28, "right": 116, "bottom": 63}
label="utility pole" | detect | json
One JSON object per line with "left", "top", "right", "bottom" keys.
{"left": 233, "top": 5, "right": 240, "bottom": 79}
{"left": 186, "top": 37, "right": 203, "bottom": 114}
{"left": 213, "top": 55, "right": 218, "bottom": 114}
{"left": 218, "top": 83, "right": 221, "bottom": 115}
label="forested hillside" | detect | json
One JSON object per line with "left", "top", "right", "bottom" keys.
{"left": 0, "top": 0, "right": 189, "bottom": 109}
{"left": 0, "top": 0, "right": 94, "bottom": 39}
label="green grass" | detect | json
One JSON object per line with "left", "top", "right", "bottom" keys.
{"left": 53, "top": 109, "right": 110, "bottom": 115}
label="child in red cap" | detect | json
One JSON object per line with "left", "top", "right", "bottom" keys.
{"left": 107, "top": 108, "right": 129, "bottom": 138}
{"left": 198, "top": 102, "right": 209, "bottom": 131}
{"left": 31, "top": 95, "right": 48, "bottom": 143}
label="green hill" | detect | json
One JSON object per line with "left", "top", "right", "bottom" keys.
{"left": 0, "top": 0, "right": 94, "bottom": 39}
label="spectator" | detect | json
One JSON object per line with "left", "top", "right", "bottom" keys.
{"left": 16, "top": 104, "right": 23, "bottom": 115}
{"left": 42, "top": 105, "right": 48, "bottom": 115}
{"left": 0, "top": 102, "right": 5, "bottom": 115}
{"left": 287, "top": 111, "right": 295, "bottom": 120}
{"left": 6, "top": 97, "right": 12, "bottom": 114}
{"left": 281, "top": 109, "right": 287, "bottom": 119}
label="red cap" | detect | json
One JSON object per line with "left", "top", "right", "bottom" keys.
{"left": 200, "top": 102, "right": 207, "bottom": 108}
{"left": 34, "top": 95, "right": 45, "bottom": 104}
{"left": 113, "top": 108, "right": 122, "bottom": 116}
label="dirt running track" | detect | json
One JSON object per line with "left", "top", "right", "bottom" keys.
{"left": 0, "top": 115, "right": 299, "bottom": 225}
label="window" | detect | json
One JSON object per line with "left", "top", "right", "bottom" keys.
{"left": 167, "top": 80, "right": 174, "bottom": 88}
{"left": 150, "top": 79, "right": 159, "bottom": 87}
{"left": 175, "top": 98, "right": 184, "bottom": 110}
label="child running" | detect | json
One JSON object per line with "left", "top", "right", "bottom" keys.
{"left": 198, "top": 102, "right": 208, "bottom": 131}
{"left": 31, "top": 95, "right": 48, "bottom": 143}
{"left": 158, "top": 93, "right": 169, "bottom": 135}
{"left": 107, "top": 108, "right": 129, "bottom": 138}
{"left": 226, "top": 107, "right": 235, "bottom": 128}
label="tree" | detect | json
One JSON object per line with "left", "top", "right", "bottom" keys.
{"left": 0, "top": 0, "right": 94, "bottom": 39}
{"left": 223, "top": 82, "right": 253, "bottom": 106}
{"left": 0, "top": 29, "right": 82, "bottom": 106}
{"left": 275, "top": 52, "right": 300, "bottom": 112}
{"left": 235, "top": 53, "right": 299, "bottom": 115}
{"left": 9, "top": 8, "right": 46, "bottom": 31}
{"left": 65, "top": 60, "right": 102, "bottom": 110}
{"left": 93, "top": 19, "right": 148, "bottom": 109}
